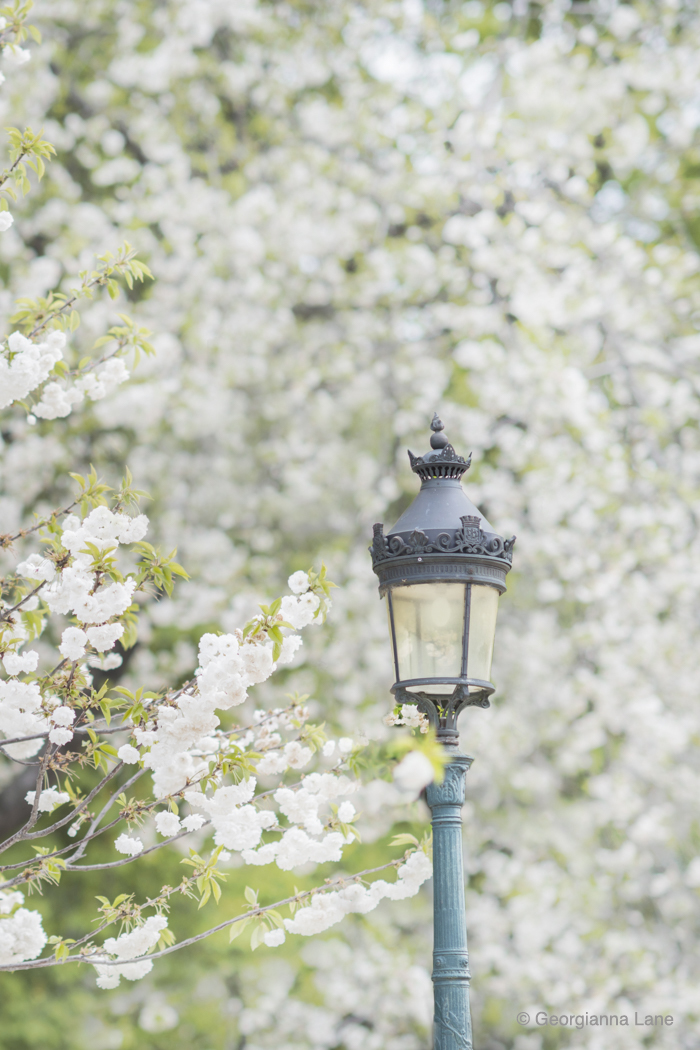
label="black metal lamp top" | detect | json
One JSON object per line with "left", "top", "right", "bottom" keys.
{"left": 370, "top": 414, "right": 515, "bottom": 586}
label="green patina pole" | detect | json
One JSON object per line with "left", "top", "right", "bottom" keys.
{"left": 425, "top": 737, "right": 474, "bottom": 1050}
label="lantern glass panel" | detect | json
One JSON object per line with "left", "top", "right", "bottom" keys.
{"left": 466, "top": 584, "right": 499, "bottom": 687}
{"left": 389, "top": 582, "right": 465, "bottom": 693}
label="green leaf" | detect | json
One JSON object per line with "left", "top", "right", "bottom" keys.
{"left": 250, "top": 924, "right": 265, "bottom": 951}
{"left": 390, "top": 833, "right": 420, "bottom": 848}
{"left": 229, "top": 918, "right": 250, "bottom": 943}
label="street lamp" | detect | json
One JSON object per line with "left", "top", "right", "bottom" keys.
{"left": 370, "top": 413, "right": 515, "bottom": 1050}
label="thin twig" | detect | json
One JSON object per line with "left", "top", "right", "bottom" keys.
{"left": 0, "top": 752, "right": 51, "bottom": 853}
{"left": 0, "top": 762, "right": 123, "bottom": 857}
{"left": 0, "top": 766, "right": 209, "bottom": 876}
{"left": 0, "top": 146, "right": 31, "bottom": 191}
{"left": 0, "top": 582, "right": 45, "bottom": 623}
{"left": 65, "top": 823, "right": 207, "bottom": 872}
{"left": 0, "top": 499, "right": 78, "bottom": 548}
{"left": 66, "top": 768, "right": 145, "bottom": 863}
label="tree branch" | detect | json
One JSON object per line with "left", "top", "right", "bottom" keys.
{"left": 0, "top": 860, "right": 406, "bottom": 972}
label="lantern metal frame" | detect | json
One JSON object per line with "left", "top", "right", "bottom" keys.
{"left": 370, "top": 415, "right": 514, "bottom": 737}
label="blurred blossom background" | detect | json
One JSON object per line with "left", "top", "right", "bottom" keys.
{"left": 2, "top": 0, "right": 700, "bottom": 1046}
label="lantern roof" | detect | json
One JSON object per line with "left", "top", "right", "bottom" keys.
{"left": 391, "top": 414, "right": 493, "bottom": 536}
{"left": 370, "top": 414, "right": 515, "bottom": 585}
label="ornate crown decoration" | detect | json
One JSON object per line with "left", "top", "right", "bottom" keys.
{"left": 407, "top": 413, "right": 472, "bottom": 481}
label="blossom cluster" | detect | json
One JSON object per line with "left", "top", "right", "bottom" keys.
{"left": 92, "top": 915, "right": 169, "bottom": 989}
{"left": 284, "top": 850, "right": 432, "bottom": 937}
{"left": 383, "top": 704, "right": 430, "bottom": 734}
{"left": 0, "top": 888, "right": 47, "bottom": 967}
{"left": 0, "top": 540, "right": 428, "bottom": 988}
{"left": 0, "top": 329, "right": 129, "bottom": 419}
{"left": 1, "top": 503, "right": 149, "bottom": 758}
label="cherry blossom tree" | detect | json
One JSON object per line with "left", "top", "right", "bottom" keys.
{"left": 2, "top": 0, "right": 700, "bottom": 1046}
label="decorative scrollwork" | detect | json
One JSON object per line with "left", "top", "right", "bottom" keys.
{"left": 394, "top": 686, "right": 490, "bottom": 735}
{"left": 369, "top": 518, "right": 515, "bottom": 568}
{"left": 427, "top": 761, "right": 468, "bottom": 805}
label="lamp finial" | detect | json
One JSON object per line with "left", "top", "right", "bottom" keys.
{"left": 430, "top": 412, "right": 449, "bottom": 449}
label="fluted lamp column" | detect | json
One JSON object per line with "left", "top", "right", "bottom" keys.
{"left": 370, "top": 415, "right": 515, "bottom": 1050}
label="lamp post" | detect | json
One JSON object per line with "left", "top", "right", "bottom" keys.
{"left": 370, "top": 414, "right": 515, "bottom": 1050}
